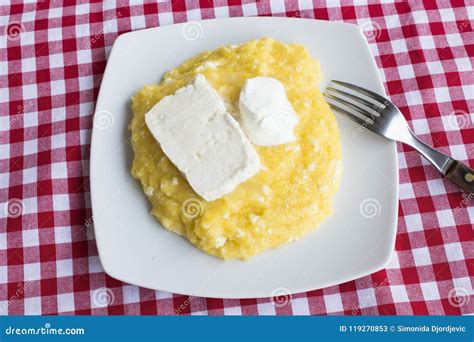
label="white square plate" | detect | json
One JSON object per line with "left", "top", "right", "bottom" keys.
{"left": 90, "top": 17, "right": 399, "bottom": 298}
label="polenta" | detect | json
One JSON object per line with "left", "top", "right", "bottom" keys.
{"left": 129, "top": 37, "right": 342, "bottom": 259}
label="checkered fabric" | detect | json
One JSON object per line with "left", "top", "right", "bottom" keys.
{"left": 1, "top": 0, "right": 473, "bottom": 315}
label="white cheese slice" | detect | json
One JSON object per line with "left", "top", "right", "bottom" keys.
{"left": 239, "top": 77, "right": 299, "bottom": 146}
{"left": 145, "top": 74, "right": 261, "bottom": 201}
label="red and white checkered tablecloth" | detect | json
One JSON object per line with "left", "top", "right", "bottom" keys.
{"left": 1, "top": 0, "right": 473, "bottom": 315}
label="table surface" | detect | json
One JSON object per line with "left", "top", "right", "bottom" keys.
{"left": 1, "top": 1, "right": 473, "bottom": 315}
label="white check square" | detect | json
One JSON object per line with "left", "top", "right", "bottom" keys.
{"left": 405, "top": 214, "right": 424, "bottom": 232}
{"left": 57, "top": 293, "right": 75, "bottom": 313}
{"left": 398, "top": 64, "right": 416, "bottom": 79}
{"left": 426, "top": 61, "right": 444, "bottom": 75}
{"left": 434, "top": 87, "right": 451, "bottom": 103}
{"left": 420, "top": 282, "right": 440, "bottom": 301}
{"left": 23, "top": 262, "right": 41, "bottom": 282}
{"left": 357, "top": 287, "right": 377, "bottom": 309}
{"left": 56, "top": 259, "right": 73, "bottom": 277}
{"left": 391, "top": 39, "right": 408, "bottom": 53}
{"left": 51, "top": 134, "right": 66, "bottom": 150}
{"left": 122, "top": 285, "right": 140, "bottom": 304}
{"left": 50, "top": 80, "right": 66, "bottom": 96}
{"left": 405, "top": 91, "right": 423, "bottom": 106}
{"left": 22, "top": 197, "right": 37, "bottom": 216}
{"left": 54, "top": 226, "right": 72, "bottom": 244}
{"left": 390, "top": 285, "right": 409, "bottom": 303}
{"left": 324, "top": 293, "right": 343, "bottom": 313}
{"left": 21, "top": 57, "right": 36, "bottom": 73}
{"left": 444, "top": 242, "right": 465, "bottom": 262}
{"left": 426, "top": 178, "right": 446, "bottom": 196}
{"left": 49, "top": 53, "right": 64, "bottom": 68}
{"left": 412, "top": 247, "right": 432, "bottom": 266}
{"left": 411, "top": 118, "right": 430, "bottom": 135}
{"left": 53, "top": 194, "right": 70, "bottom": 211}
{"left": 399, "top": 183, "right": 415, "bottom": 200}
{"left": 23, "top": 166, "right": 38, "bottom": 184}
{"left": 436, "top": 209, "right": 455, "bottom": 228}
{"left": 24, "top": 297, "right": 42, "bottom": 315}
{"left": 22, "top": 229, "right": 39, "bottom": 247}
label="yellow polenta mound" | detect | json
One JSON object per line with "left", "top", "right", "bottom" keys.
{"left": 130, "top": 37, "right": 342, "bottom": 260}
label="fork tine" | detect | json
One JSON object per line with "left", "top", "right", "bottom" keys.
{"left": 331, "top": 80, "right": 388, "bottom": 105}
{"left": 323, "top": 92, "right": 375, "bottom": 120}
{"left": 326, "top": 86, "right": 384, "bottom": 114}
{"left": 326, "top": 102, "right": 374, "bottom": 128}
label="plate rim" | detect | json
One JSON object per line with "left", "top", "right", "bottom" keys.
{"left": 90, "top": 16, "right": 399, "bottom": 298}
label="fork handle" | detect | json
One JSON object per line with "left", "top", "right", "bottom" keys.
{"left": 445, "top": 161, "right": 474, "bottom": 194}
{"left": 406, "top": 133, "right": 473, "bottom": 193}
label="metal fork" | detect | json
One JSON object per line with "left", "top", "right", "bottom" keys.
{"left": 324, "top": 80, "right": 473, "bottom": 194}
